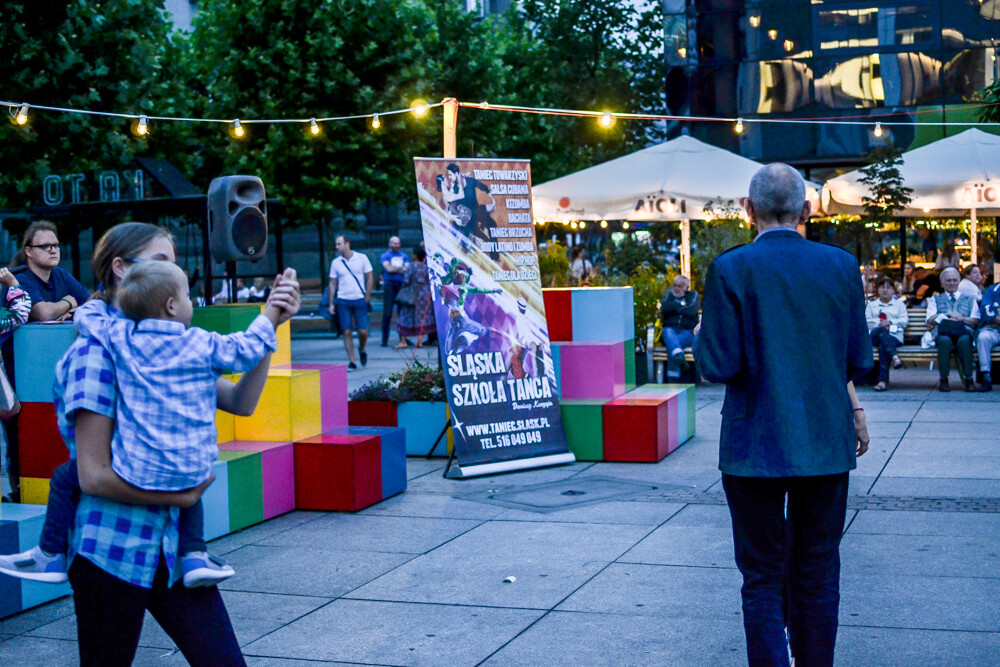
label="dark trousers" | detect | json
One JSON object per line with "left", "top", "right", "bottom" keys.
{"left": 722, "top": 472, "right": 849, "bottom": 667}
{"left": 936, "top": 332, "right": 973, "bottom": 380}
{"left": 381, "top": 280, "right": 403, "bottom": 345}
{"left": 69, "top": 554, "right": 244, "bottom": 667}
{"left": 40, "top": 460, "right": 205, "bottom": 556}
{"left": 869, "top": 327, "right": 900, "bottom": 383}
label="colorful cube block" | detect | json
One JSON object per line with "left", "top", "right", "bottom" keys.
{"left": 348, "top": 400, "right": 398, "bottom": 427}
{"left": 558, "top": 399, "right": 607, "bottom": 461}
{"left": 275, "top": 363, "right": 348, "bottom": 433}
{"left": 397, "top": 401, "right": 449, "bottom": 457}
{"left": 0, "top": 503, "right": 72, "bottom": 618}
{"left": 629, "top": 384, "right": 696, "bottom": 445}
{"left": 218, "top": 450, "right": 264, "bottom": 532}
{"left": 219, "top": 441, "right": 295, "bottom": 519}
{"left": 0, "top": 519, "right": 20, "bottom": 618}
{"left": 231, "top": 369, "right": 322, "bottom": 442}
{"left": 330, "top": 426, "right": 407, "bottom": 499}
{"left": 570, "top": 287, "right": 634, "bottom": 343}
{"left": 13, "top": 323, "right": 77, "bottom": 403}
{"left": 542, "top": 289, "right": 573, "bottom": 342}
{"left": 19, "top": 477, "right": 51, "bottom": 505}
{"left": 17, "top": 402, "right": 67, "bottom": 479}
{"left": 201, "top": 458, "right": 230, "bottom": 541}
{"left": 623, "top": 338, "right": 636, "bottom": 390}
{"left": 555, "top": 341, "right": 626, "bottom": 400}
{"left": 550, "top": 344, "right": 562, "bottom": 396}
{"left": 602, "top": 395, "right": 677, "bottom": 462}
{"left": 294, "top": 434, "right": 382, "bottom": 512}
{"left": 191, "top": 303, "right": 291, "bottom": 365}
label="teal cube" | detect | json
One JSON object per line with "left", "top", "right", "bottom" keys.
{"left": 13, "top": 323, "right": 78, "bottom": 402}
{"left": 202, "top": 459, "right": 230, "bottom": 541}
{"left": 397, "top": 401, "right": 449, "bottom": 456}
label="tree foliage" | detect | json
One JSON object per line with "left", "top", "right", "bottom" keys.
{"left": 859, "top": 144, "right": 913, "bottom": 221}
{"left": 0, "top": 0, "right": 189, "bottom": 214}
{"left": 977, "top": 79, "right": 1000, "bottom": 123}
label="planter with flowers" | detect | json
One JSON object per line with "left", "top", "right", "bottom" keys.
{"left": 348, "top": 362, "right": 451, "bottom": 456}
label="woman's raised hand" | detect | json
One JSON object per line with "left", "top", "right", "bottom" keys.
{"left": 266, "top": 268, "right": 301, "bottom": 325}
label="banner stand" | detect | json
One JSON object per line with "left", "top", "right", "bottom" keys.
{"left": 426, "top": 419, "right": 450, "bottom": 459}
{"left": 445, "top": 452, "right": 577, "bottom": 480}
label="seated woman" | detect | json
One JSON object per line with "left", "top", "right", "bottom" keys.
{"left": 865, "top": 278, "right": 908, "bottom": 391}
{"left": 11, "top": 220, "right": 91, "bottom": 322}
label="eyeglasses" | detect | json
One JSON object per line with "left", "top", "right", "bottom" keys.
{"left": 27, "top": 243, "right": 60, "bottom": 252}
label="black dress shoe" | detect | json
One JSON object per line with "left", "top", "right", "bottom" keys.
{"left": 965, "top": 379, "right": 976, "bottom": 392}
{"left": 938, "top": 378, "right": 950, "bottom": 392}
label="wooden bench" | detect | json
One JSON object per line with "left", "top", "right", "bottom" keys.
{"left": 648, "top": 307, "right": 1000, "bottom": 383}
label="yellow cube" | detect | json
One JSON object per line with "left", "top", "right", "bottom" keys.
{"left": 217, "top": 408, "right": 235, "bottom": 443}
{"left": 233, "top": 369, "right": 322, "bottom": 441}
{"left": 21, "top": 477, "right": 51, "bottom": 505}
{"left": 273, "top": 319, "right": 291, "bottom": 366}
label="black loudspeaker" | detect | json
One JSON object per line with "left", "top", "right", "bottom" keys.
{"left": 207, "top": 176, "right": 268, "bottom": 262}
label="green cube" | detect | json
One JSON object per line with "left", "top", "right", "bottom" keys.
{"left": 191, "top": 304, "right": 262, "bottom": 336}
{"left": 623, "top": 338, "right": 636, "bottom": 392}
{"left": 559, "top": 399, "right": 607, "bottom": 461}
{"left": 218, "top": 450, "right": 264, "bottom": 532}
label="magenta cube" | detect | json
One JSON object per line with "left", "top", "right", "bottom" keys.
{"left": 275, "top": 363, "right": 348, "bottom": 433}
{"left": 219, "top": 441, "right": 295, "bottom": 519}
{"left": 555, "top": 341, "right": 626, "bottom": 400}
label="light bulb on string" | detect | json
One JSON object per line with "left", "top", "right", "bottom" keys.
{"left": 371, "top": 114, "right": 381, "bottom": 130}
{"left": 14, "top": 103, "right": 29, "bottom": 125}
{"left": 579, "top": 221, "right": 586, "bottom": 229}
{"left": 570, "top": 222, "right": 578, "bottom": 229}
{"left": 749, "top": 16, "right": 760, "bottom": 28}
{"left": 480, "top": 101, "right": 490, "bottom": 109}
{"left": 735, "top": 118, "right": 744, "bottom": 134}
{"left": 600, "top": 220, "right": 608, "bottom": 229}
{"left": 768, "top": 29, "right": 778, "bottom": 40}
{"left": 874, "top": 122, "right": 883, "bottom": 137}
{"left": 599, "top": 111, "right": 615, "bottom": 128}
{"left": 232, "top": 119, "right": 245, "bottom": 138}
{"left": 622, "top": 222, "right": 630, "bottom": 230}
{"left": 136, "top": 115, "right": 148, "bottom": 135}
{"left": 410, "top": 99, "right": 429, "bottom": 117}
{"left": 309, "top": 118, "right": 320, "bottom": 135}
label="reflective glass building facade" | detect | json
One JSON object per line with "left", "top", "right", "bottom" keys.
{"left": 665, "top": 0, "right": 1000, "bottom": 170}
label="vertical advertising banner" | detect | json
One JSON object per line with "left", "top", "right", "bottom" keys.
{"left": 413, "top": 158, "right": 574, "bottom": 478}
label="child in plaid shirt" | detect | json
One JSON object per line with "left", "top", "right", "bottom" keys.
{"left": 1, "top": 261, "right": 285, "bottom": 587}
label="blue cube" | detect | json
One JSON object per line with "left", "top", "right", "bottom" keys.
{"left": 330, "top": 426, "right": 407, "bottom": 499}
{"left": 13, "top": 323, "right": 78, "bottom": 403}
{"left": 570, "top": 287, "right": 634, "bottom": 343}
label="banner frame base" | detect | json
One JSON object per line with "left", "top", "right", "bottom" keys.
{"left": 445, "top": 452, "right": 577, "bottom": 479}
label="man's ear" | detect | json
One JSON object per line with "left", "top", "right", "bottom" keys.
{"left": 798, "top": 200, "right": 812, "bottom": 225}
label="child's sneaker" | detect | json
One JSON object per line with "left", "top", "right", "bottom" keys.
{"left": 181, "top": 551, "right": 235, "bottom": 588}
{"left": 0, "top": 546, "right": 68, "bottom": 583}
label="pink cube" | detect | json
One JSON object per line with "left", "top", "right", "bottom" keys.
{"left": 275, "top": 363, "right": 348, "bottom": 433}
{"left": 555, "top": 341, "right": 626, "bottom": 400}
{"left": 219, "top": 441, "right": 295, "bottom": 519}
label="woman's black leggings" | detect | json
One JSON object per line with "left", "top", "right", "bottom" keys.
{"left": 68, "top": 555, "right": 245, "bottom": 667}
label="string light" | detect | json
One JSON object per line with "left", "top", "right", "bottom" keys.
{"left": 309, "top": 118, "right": 320, "bottom": 135}
{"left": 570, "top": 221, "right": 578, "bottom": 229}
{"left": 735, "top": 117, "right": 744, "bottom": 133}
{"left": 749, "top": 15, "right": 761, "bottom": 27}
{"left": 579, "top": 221, "right": 586, "bottom": 229}
{"left": 677, "top": 47, "right": 687, "bottom": 58}
{"left": 15, "top": 103, "right": 29, "bottom": 125}
{"left": 768, "top": 29, "right": 778, "bottom": 40}
{"left": 599, "top": 111, "right": 615, "bottom": 128}
{"left": 371, "top": 113, "right": 381, "bottom": 129}
{"left": 600, "top": 220, "right": 608, "bottom": 229}
{"left": 410, "top": 99, "right": 429, "bottom": 117}
{"left": 783, "top": 39, "right": 794, "bottom": 52}
{"left": 622, "top": 222, "right": 630, "bottom": 230}
{"left": 874, "top": 122, "right": 883, "bottom": 137}
{"left": 479, "top": 101, "right": 490, "bottom": 109}
{"left": 232, "top": 119, "right": 245, "bottom": 138}
{"left": 136, "top": 115, "right": 148, "bottom": 136}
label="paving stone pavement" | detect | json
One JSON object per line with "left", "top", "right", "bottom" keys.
{"left": 1, "top": 343, "right": 998, "bottom": 665}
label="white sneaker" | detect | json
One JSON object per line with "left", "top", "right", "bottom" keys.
{"left": 181, "top": 551, "right": 235, "bottom": 588}
{"left": 0, "top": 546, "right": 69, "bottom": 584}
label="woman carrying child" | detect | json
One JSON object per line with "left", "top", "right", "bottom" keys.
{"left": 2, "top": 223, "right": 299, "bottom": 666}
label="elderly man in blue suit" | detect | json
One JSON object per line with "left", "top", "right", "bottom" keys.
{"left": 694, "top": 163, "right": 873, "bottom": 667}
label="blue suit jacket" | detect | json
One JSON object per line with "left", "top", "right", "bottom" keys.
{"left": 693, "top": 228, "right": 873, "bottom": 477}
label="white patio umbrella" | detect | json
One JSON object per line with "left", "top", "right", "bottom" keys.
{"left": 823, "top": 128, "right": 1000, "bottom": 262}
{"left": 532, "top": 135, "right": 821, "bottom": 277}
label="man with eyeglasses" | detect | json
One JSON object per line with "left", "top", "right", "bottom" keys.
{"left": 13, "top": 221, "right": 91, "bottom": 322}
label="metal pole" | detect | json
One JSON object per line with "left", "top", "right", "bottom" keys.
{"left": 680, "top": 219, "right": 691, "bottom": 279}
{"left": 971, "top": 208, "right": 978, "bottom": 265}
{"left": 899, "top": 217, "right": 907, "bottom": 279}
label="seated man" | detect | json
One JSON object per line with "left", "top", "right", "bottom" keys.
{"left": 912, "top": 266, "right": 941, "bottom": 305}
{"left": 660, "top": 274, "right": 699, "bottom": 375}
{"left": 976, "top": 281, "right": 1000, "bottom": 392}
{"left": 13, "top": 220, "right": 90, "bottom": 322}
{"left": 926, "top": 267, "right": 980, "bottom": 392}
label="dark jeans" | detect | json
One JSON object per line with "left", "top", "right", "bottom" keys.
{"left": 722, "top": 472, "right": 849, "bottom": 667}
{"left": 381, "top": 280, "right": 403, "bottom": 345}
{"left": 40, "top": 460, "right": 205, "bottom": 556}
{"left": 869, "top": 327, "right": 900, "bottom": 383}
{"left": 936, "top": 332, "right": 973, "bottom": 380}
{"left": 69, "top": 554, "right": 244, "bottom": 667}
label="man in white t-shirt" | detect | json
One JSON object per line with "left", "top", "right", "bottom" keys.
{"left": 329, "top": 235, "right": 374, "bottom": 370}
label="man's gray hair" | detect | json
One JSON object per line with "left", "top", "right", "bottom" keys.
{"left": 748, "top": 163, "right": 806, "bottom": 225}
{"left": 940, "top": 267, "right": 960, "bottom": 280}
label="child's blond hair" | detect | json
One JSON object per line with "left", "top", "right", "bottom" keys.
{"left": 118, "top": 261, "right": 187, "bottom": 322}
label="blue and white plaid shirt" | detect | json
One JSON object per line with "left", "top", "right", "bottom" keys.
{"left": 55, "top": 332, "right": 182, "bottom": 588}
{"left": 74, "top": 300, "right": 277, "bottom": 491}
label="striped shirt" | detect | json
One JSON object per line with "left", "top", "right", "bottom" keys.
{"left": 74, "top": 300, "right": 277, "bottom": 491}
